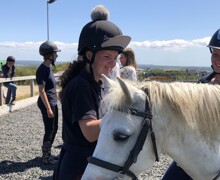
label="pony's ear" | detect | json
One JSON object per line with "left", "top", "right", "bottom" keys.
{"left": 101, "top": 74, "right": 117, "bottom": 87}
{"left": 117, "top": 77, "right": 133, "bottom": 104}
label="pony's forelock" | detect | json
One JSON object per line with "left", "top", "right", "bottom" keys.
{"left": 103, "top": 83, "right": 128, "bottom": 111}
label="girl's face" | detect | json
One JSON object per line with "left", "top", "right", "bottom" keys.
{"left": 7, "top": 61, "right": 15, "bottom": 67}
{"left": 119, "top": 54, "right": 127, "bottom": 66}
{"left": 51, "top": 52, "right": 58, "bottom": 62}
{"left": 211, "top": 48, "right": 220, "bottom": 73}
{"left": 92, "top": 50, "right": 118, "bottom": 81}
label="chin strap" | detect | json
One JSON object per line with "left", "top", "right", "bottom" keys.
{"left": 47, "top": 57, "right": 56, "bottom": 70}
{"left": 85, "top": 52, "right": 96, "bottom": 80}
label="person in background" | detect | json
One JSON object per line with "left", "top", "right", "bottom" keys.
{"left": 119, "top": 47, "right": 138, "bottom": 81}
{"left": 108, "top": 61, "right": 120, "bottom": 80}
{"left": 53, "top": 5, "right": 131, "bottom": 180}
{"left": 198, "top": 28, "right": 220, "bottom": 84}
{"left": 162, "top": 28, "right": 220, "bottom": 180}
{"left": 36, "top": 41, "right": 61, "bottom": 165}
{"left": 1, "top": 56, "right": 17, "bottom": 105}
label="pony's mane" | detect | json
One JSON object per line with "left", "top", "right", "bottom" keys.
{"left": 104, "top": 81, "right": 220, "bottom": 142}
{"left": 142, "top": 81, "right": 220, "bottom": 142}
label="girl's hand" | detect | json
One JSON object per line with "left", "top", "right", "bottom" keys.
{"left": 47, "top": 108, "right": 54, "bottom": 118}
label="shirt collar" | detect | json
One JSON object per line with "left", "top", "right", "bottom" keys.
{"left": 79, "top": 69, "right": 102, "bottom": 92}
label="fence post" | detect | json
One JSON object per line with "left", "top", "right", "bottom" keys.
{"left": 30, "top": 80, "right": 35, "bottom": 97}
{"left": 0, "top": 83, "right": 3, "bottom": 106}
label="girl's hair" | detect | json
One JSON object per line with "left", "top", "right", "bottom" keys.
{"left": 59, "top": 56, "right": 86, "bottom": 99}
{"left": 122, "top": 48, "right": 137, "bottom": 69}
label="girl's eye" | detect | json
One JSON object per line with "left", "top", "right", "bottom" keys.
{"left": 213, "top": 54, "right": 220, "bottom": 59}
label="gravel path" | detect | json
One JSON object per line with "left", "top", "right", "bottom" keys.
{"left": 0, "top": 103, "right": 172, "bottom": 180}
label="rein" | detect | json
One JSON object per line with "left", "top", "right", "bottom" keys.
{"left": 213, "top": 171, "right": 220, "bottom": 180}
{"left": 88, "top": 95, "right": 159, "bottom": 180}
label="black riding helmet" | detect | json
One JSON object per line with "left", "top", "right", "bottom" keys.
{"left": 78, "top": 5, "right": 131, "bottom": 56}
{"left": 39, "top": 41, "right": 61, "bottom": 56}
{"left": 207, "top": 28, "right": 220, "bottom": 52}
{"left": 39, "top": 41, "right": 61, "bottom": 68}
{"left": 7, "top": 56, "right": 15, "bottom": 62}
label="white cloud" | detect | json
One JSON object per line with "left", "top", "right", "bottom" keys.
{"left": 0, "top": 41, "right": 78, "bottom": 49}
{"left": 0, "top": 37, "right": 212, "bottom": 66}
{"left": 0, "top": 37, "right": 210, "bottom": 50}
{"left": 130, "top": 37, "right": 211, "bottom": 50}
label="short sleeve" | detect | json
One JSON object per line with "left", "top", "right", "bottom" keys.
{"left": 2, "top": 65, "right": 8, "bottom": 77}
{"left": 36, "top": 66, "right": 49, "bottom": 86}
{"left": 71, "top": 84, "right": 98, "bottom": 123}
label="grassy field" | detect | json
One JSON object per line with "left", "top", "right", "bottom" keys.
{"left": 17, "top": 85, "right": 39, "bottom": 100}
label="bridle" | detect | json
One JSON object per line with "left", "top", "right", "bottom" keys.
{"left": 88, "top": 94, "right": 159, "bottom": 180}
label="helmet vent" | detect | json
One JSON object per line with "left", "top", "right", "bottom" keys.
{"left": 104, "top": 34, "right": 110, "bottom": 41}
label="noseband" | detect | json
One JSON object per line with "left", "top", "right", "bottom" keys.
{"left": 88, "top": 94, "right": 159, "bottom": 180}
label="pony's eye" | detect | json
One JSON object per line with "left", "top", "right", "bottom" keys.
{"left": 113, "top": 131, "right": 130, "bottom": 142}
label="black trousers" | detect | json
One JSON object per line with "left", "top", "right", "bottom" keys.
{"left": 162, "top": 161, "right": 192, "bottom": 180}
{"left": 38, "top": 100, "right": 58, "bottom": 145}
{"left": 53, "top": 144, "right": 94, "bottom": 180}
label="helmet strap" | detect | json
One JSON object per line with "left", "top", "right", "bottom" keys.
{"left": 89, "top": 53, "right": 96, "bottom": 80}
{"left": 85, "top": 51, "right": 96, "bottom": 80}
{"left": 50, "top": 58, "right": 56, "bottom": 70}
{"left": 44, "top": 55, "right": 56, "bottom": 70}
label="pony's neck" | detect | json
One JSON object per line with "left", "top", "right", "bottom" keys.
{"left": 154, "top": 108, "right": 220, "bottom": 180}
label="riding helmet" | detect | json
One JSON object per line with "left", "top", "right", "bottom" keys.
{"left": 7, "top": 56, "right": 15, "bottom": 62}
{"left": 39, "top": 41, "right": 61, "bottom": 56}
{"left": 207, "top": 29, "right": 220, "bottom": 50}
{"left": 77, "top": 5, "right": 131, "bottom": 55}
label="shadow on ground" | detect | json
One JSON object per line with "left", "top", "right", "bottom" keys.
{"left": 0, "top": 156, "right": 58, "bottom": 174}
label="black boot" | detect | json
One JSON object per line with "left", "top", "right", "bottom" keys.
{"left": 41, "top": 141, "right": 57, "bottom": 165}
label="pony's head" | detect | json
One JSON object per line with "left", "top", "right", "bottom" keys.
{"left": 82, "top": 76, "right": 157, "bottom": 179}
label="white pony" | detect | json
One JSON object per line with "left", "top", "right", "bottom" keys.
{"left": 82, "top": 76, "right": 220, "bottom": 180}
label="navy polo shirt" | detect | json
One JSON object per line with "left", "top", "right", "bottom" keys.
{"left": 61, "top": 70, "right": 102, "bottom": 147}
{"left": 2, "top": 64, "right": 15, "bottom": 86}
{"left": 56, "top": 70, "right": 105, "bottom": 177}
{"left": 2, "top": 64, "right": 15, "bottom": 78}
{"left": 36, "top": 63, "right": 57, "bottom": 106}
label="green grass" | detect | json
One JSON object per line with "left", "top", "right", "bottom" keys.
{"left": 138, "top": 68, "right": 200, "bottom": 82}
{"left": 12, "top": 62, "right": 202, "bottom": 83}
{"left": 15, "top": 63, "right": 69, "bottom": 77}
{"left": 0, "top": 60, "right": 6, "bottom": 71}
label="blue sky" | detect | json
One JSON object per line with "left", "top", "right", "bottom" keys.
{"left": 0, "top": 0, "right": 219, "bottom": 67}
